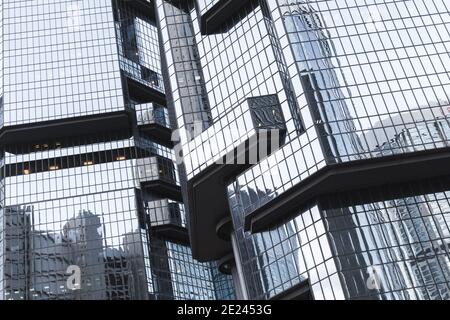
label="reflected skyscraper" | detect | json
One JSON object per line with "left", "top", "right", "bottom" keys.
{"left": 63, "top": 210, "right": 107, "bottom": 299}
{"left": 158, "top": 0, "right": 450, "bottom": 300}
{"left": 2, "top": 0, "right": 450, "bottom": 301}
{"left": 0, "top": 0, "right": 234, "bottom": 300}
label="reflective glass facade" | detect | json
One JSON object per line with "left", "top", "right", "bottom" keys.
{"left": 231, "top": 0, "right": 450, "bottom": 218}
{"left": 2, "top": 0, "right": 124, "bottom": 127}
{"left": 158, "top": 0, "right": 450, "bottom": 300}
{"left": 0, "top": 0, "right": 234, "bottom": 300}
{"left": 229, "top": 179, "right": 450, "bottom": 300}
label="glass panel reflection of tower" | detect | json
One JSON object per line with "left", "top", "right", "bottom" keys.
{"left": 0, "top": 0, "right": 234, "bottom": 300}
{"left": 284, "top": 4, "right": 365, "bottom": 163}
{"left": 159, "top": 0, "right": 450, "bottom": 300}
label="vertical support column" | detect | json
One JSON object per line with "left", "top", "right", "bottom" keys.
{"left": 156, "top": 0, "right": 212, "bottom": 140}
{"left": 230, "top": 232, "right": 249, "bottom": 300}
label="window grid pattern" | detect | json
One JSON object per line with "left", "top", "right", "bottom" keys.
{"left": 2, "top": 0, "right": 124, "bottom": 126}
{"left": 321, "top": 186, "right": 450, "bottom": 300}
{"left": 0, "top": 135, "right": 154, "bottom": 300}
{"left": 157, "top": 0, "right": 213, "bottom": 139}
{"left": 231, "top": 175, "right": 450, "bottom": 300}
{"left": 0, "top": 0, "right": 234, "bottom": 300}
{"left": 228, "top": 180, "right": 343, "bottom": 300}
{"left": 0, "top": 132, "right": 230, "bottom": 300}
{"left": 227, "top": 0, "right": 450, "bottom": 221}
{"left": 159, "top": 0, "right": 320, "bottom": 180}
{"left": 116, "top": 2, "right": 165, "bottom": 93}
{"left": 165, "top": 241, "right": 234, "bottom": 300}
{"left": 197, "top": 0, "right": 222, "bottom": 16}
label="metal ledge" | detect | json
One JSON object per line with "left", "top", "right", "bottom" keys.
{"left": 139, "top": 124, "right": 173, "bottom": 147}
{"left": 246, "top": 147, "right": 450, "bottom": 233}
{"left": 142, "top": 180, "right": 183, "bottom": 202}
{"left": 119, "top": 0, "right": 156, "bottom": 21}
{"left": 199, "top": 0, "right": 253, "bottom": 34}
{"left": 151, "top": 225, "right": 190, "bottom": 245}
{"left": 125, "top": 76, "right": 166, "bottom": 106}
{"left": 0, "top": 111, "right": 132, "bottom": 145}
{"left": 269, "top": 280, "right": 311, "bottom": 300}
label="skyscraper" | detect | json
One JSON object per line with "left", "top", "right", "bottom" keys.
{"left": 0, "top": 0, "right": 234, "bottom": 300}
{"left": 157, "top": 0, "right": 450, "bottom": 299}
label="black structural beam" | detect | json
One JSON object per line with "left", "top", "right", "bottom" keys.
{"left": 125, "top": 76, "right": 166, "bottom": 106}
{"left": 120, "top": 0, "right": 156, "bottom": 21}
{"left": 151, "top": 225, "right": 190, "bottom": 245}
{"left": 199, "top": 0, "right": 252, "bottom": 34}
{"left": 0, "top": 111, "right": 132, "bottom": 145}
{"left": 187, "top": 130, "right": 284, "bottom": 261}
{"left": 246, "top": 147, "right": 450, "bottom": 233}
{"left": 139, "top": 124, "right": 173, "bottom": 147}
{"left": 187, "top": 163, "right": 246, "bottom": 261}
{"left": 142, "top": 180, "right": 183, "bottom": 202}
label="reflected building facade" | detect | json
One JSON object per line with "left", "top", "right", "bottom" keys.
{"left": 157, "top": 0, "right": 450, "bottom": 299}
{"left": 0, "top": 0, "right": 234, "bottom": 300}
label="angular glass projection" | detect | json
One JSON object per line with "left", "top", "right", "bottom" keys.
{"left": 0, "top": 0, "right": 235, "bottom": 301}
{"left": 159, "top": 0, "right": 450, "bottom": 300}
